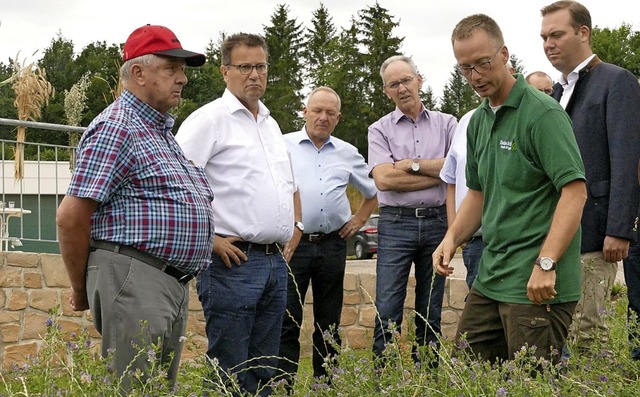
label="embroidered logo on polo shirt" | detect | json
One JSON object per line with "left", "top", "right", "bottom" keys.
{"left": 499, "top": 139, "right": 517, "bottom": 151}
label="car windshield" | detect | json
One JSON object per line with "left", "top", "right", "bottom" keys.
{"left": 369, "top": 216, "right": 379, "bottom": 227}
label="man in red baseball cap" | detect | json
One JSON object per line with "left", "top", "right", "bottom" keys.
{"left": 123, "top": 24, "right": 205, "bottom": 67}
{"left": 57, "top": 24, "right": 213, "bottom": 392}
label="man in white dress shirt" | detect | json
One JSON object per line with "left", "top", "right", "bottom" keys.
{"left": 176, "top": 32, "right": 302, "bottom": 396}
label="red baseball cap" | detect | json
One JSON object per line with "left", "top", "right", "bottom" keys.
{"left": 122, "top": 24, "right": 205, "bottom": 67}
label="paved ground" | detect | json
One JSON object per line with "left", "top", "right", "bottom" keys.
{"left": 347, "top": 254, "right": 626, "bottom": 285}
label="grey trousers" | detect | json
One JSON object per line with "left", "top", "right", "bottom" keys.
{"left": 86, "top": 248, "right": 190, "bottom": 390}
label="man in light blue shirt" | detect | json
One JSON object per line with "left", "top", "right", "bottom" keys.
{"left": 278, "top": 86, "right": 377, "bottom": 387}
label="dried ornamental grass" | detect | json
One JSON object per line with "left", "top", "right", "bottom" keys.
{"left": 11, "top": 59, "right": 54, "bottom": 181}
{"left": 64, "top": 72, "right": 91, "bottom": 171}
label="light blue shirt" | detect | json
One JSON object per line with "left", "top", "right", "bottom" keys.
{"left": 284, "top": 128, "right": 377, "bottom": 234}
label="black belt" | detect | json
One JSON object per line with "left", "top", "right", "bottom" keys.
{"left": 382, "top": 205, "right": 446, "bottom": 218}
{"left": 232, "top": 241, "right": 279, "bottom": 255}
{"left": 90, "top": 240, "right": 194, "bottom": 284}
{"left": 302, "top": 230, "right": 341, "bottom": 244}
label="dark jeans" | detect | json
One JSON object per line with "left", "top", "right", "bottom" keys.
{"left": 278, "top": 234, "right": 347, "bottom": 384}
{"left": 462, "top": 236, "right": 485, "bottom": 289}
{"left": 623, "top": 239, "right": 640, "bottom": 360}
{"left": 457, "top": 288, "right": 576, "bottom": 364}
{"left": 373, "top": 206, "right": 447, "bottom": 363}
{"left": 198, "top": 248, "right": 287, "bottom": 396}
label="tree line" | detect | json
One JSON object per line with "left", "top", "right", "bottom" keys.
{"left": 0, "top": 2, "right": 638, "bottom": 161}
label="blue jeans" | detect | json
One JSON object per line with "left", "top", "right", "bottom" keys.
{"left": 373, "top": 206, "right": 447, "bottom": 363}
{"left": 623, "top": 239, "right": 640, "bottom": 360}
{"left": 198, "top": 248, "right": 287, "bottom": 396}
{"left": 278, "top": 235, "right": 347, "bottom": 383}
{"left": 462, "top": 237, "right": 485, "bottom": 289}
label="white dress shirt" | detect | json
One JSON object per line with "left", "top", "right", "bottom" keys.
{"left": 176, "top": 89, "right": 295, "bottom": 244}
{"left": 559, "top": 54, "right": 596, "bottom": 109}
{"left": 440, "top": 109, "right": 482, "bottom": 236}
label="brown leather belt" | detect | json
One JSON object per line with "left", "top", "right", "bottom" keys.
{"left": 90, "top": 240, "right": 194, "bottom": 284}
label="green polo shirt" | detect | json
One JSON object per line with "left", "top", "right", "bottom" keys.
{"left": 466, "top": 74, "right": 586, "bottom": 304}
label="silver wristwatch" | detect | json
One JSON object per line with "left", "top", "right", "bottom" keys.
{"left": 411, "top": 159, "right": 420, "bottom": 173}
{"left": 535, "top": 257, "right": 557, "bottom": 271}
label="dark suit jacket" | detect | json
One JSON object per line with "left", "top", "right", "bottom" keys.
{"left": 553, "top": 56, "right": 640, "bottom": 252}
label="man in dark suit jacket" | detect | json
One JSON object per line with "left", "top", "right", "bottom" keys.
{"left": 541, "top": 0, "right": 640, "bottom": 353}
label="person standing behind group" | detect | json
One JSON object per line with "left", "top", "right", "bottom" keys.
{"left": 440, "top": 61, "right": 514, "bottom": 290}
{"left": 525, "top": 71, "right": 555, "bottom": 95}
{"left": 434, "top": 13, "right": 587, "bottom": 364}
{"left": 176, "top": 32, "right": 301, "bottom": 396}
{"left": 56, "top": 25, "right": 214, "bottom": 391}
{"left": 368, "top": 55, "right": 456, "bottom": 367}
{"left": 540, "top": 0, "right": 640, "bottom": 355}
{"left": 278, "top": 86, "right": 378, "bottom": 387}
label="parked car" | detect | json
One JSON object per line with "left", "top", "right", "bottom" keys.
{"left": 347, "top": 214, "right": 379, "bottom": 260}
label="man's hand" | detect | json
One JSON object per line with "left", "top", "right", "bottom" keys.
{"left": 393, "top": 159, "right": 414, "bottom": 173}
{"left": 213, "top": 236, "right": 248, "bottom": 268}
{"left": 69, "top": 287, "right": 89, "bottom": 311}
{"left": 339, "top": 217, "right": 367, "bottom": 240}
{"left": 526, "top": 266, "right": 557, "bottom": 305}
{"left": 432, "top": 236, "right": 457, "bottom": 277}
{"left": 283, "top": 228, "right": 302, "bottom": 263}
{"left": 603, "top": 235, "right": 630, "bottom": 263}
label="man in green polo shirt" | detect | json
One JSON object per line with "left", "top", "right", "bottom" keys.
{"left": 433, "top": 13, "right": 587, "bottom": 364}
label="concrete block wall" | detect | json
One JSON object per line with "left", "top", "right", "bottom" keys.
{"left": 0, "top": 252, "right": 468, "bottom": 369}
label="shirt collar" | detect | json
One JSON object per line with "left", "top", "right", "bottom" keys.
{"left": 559, "top": 54, "right": 596, "bottom": 87}
{"left": 479, "top": 73, "right": 528, "bottom": 113}
{"left": 121, "top": 89, "right": 174, "bottom": 133}
{"left": 295, "top": 127, "right": 334, "bottom": 150}
{"left": 222, "top": 88, "right": 271, "bottom": 120}
{"left": 392, "top": 104, "right": 428, "bottom": 124}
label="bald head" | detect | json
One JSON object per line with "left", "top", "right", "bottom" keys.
{"left": 526, "top": 71, "right": 554, "bottom": 95}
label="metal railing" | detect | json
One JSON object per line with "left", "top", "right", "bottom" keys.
{"left": 0, "top": 118, "right": 84, "bottom": 253}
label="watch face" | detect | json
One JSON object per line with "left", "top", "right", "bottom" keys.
{"left": 540, "top": 258, "right": 554, "bottom": 271}
{"left": 411, "top": 161, "right": 420, "bottom": 172}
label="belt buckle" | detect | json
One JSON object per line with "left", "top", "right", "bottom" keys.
{"left": 415, "top": 208, "right": 427, "bottom": 218}
{"left": 308, "top": 233, "right": 322, "bottom": 243}
{"left": 265, "top": 243, "right": 277, "bottom": 255}
{"left": 177, "top": 273, "right": 194, "bottom": 284}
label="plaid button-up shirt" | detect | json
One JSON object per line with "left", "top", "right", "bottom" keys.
{"left": 67, "top": 90, "right": 215, "bottom": 274}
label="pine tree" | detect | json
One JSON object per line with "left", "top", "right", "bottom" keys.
{"left": 263, "top": 4, "right": 305, "bottom": 134}
{"left": 303, "top": 3, "right": 338, "bottom": 88}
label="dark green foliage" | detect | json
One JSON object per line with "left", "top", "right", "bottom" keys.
{"left": 0, "top": 8, "right": 636, "bottom": 161}
{"left": 263, "top": 4, "right": 306, "bottom": 134}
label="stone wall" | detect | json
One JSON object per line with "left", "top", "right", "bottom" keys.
{"left": 0, "top": 252, "right": 468, "bottom": 370}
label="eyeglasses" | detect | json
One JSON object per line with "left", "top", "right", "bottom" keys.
{"left": 459, "top": 48, "right": 502, "bottom": 78}
{"left": 226, "top": 63, "right": 269, "bottom": 75}
{"left": 540, "top": 88, "right": 554, "bottom": 95}
{"left": 385, "top": 76, "right": 415, "bottom": 90}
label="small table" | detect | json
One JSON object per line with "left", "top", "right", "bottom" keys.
{"left": 0, "top": 207, "right": 31, "bottom": 251}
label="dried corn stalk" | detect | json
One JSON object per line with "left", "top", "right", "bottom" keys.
{"left": 64, "top": 72, "right": 91, "bottom": 171}
{"left": 11, "top": 60, "right": 54, "bottom": 181}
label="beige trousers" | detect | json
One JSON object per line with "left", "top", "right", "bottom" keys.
{"left": 568, "top": 251, "right": 618, "bottom": 347}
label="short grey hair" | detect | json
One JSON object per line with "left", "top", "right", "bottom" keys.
{"left": 306, "top": 86, "right": 341, "bottom": 111}
{"left": 120, "top": 53, "right": 158, "bottom": 81}
{"left": 379, "top": 55, "right": 419, "bottom": 84}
